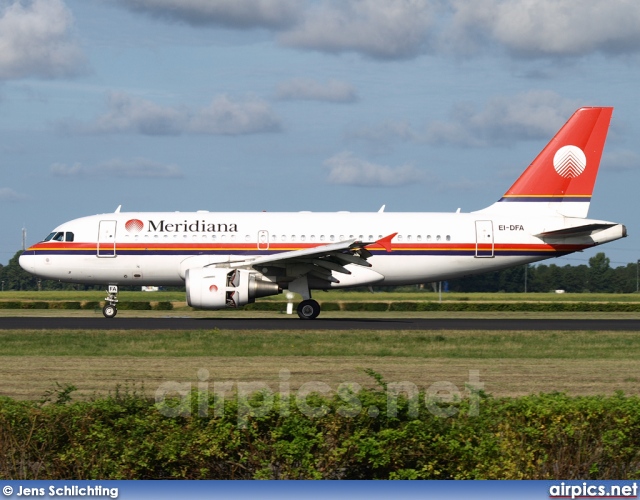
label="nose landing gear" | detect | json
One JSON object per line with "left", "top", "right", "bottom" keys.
{"left": 103, "top": 285, "right": 118, "bottom": 318}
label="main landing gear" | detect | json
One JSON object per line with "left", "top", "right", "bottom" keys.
{"left": 103, "top": 285, "right": 118, "bottom": 318}
{"left": 289, "top": 276, "right": 321, "bottom": 320}
{"left": 297, "top": 299, "right": 321, "bottom": 320}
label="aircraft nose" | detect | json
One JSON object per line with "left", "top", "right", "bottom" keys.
{"left": 19, "top": 251, "right": 34, "bottom": 273}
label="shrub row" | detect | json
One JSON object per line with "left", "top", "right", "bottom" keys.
{"left": 1, "top": 388, "right": 640, "bottom": 480}
{"left": 0, "top": 301, "right": 173, "bottom": 311}
{"left": 246, "top": 301, "right": 640, "bottom": 312}
{"left": 1, "top": 300, "right": 636, "bottom": 313}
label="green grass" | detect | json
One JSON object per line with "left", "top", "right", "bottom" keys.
{"left": 1, "top": 329, "right": 639, "bottom": 359}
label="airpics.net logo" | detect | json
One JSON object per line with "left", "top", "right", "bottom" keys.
{"left": 553, "top": 145, "right": 587, "bottom": 179}
{"left": 125, "top": 219, "right": 144, "bottom": 233}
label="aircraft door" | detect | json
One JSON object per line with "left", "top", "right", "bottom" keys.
{"left": 475, "top": 220, "right": 494, "bottom": 258}
{"left": 97, "top": 220, "right": 117, "bottom": 257}
{"left": 257, "top": 230, "right": 269, "bottom": 251}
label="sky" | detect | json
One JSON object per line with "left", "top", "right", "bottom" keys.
{"left": 1, "top": 0, "right": 639, "bottom": 271}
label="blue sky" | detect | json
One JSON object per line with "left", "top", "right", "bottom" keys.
{"left": 1, "top": 0, "right": 639, "bottom": 270}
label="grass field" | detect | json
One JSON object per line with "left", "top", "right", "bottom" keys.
{"left": 1, "top": 291, "right": 638, "bottom": 401}
{"left": 1, "top": 327, "right": 639, "bottom": 400}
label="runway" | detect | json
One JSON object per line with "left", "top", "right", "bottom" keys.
{"left": 1, "top": 317, "right": 639, "bottom": 331}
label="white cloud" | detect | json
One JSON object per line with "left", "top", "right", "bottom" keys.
{"left": 0, "top": 187, "right": 27, "bottom": 201}
{"left": 117, "top": 0, "right": 302, "bottom": 29}
{"left": 424, "top": 91, "right": 581, "bottom": 147}
{"left": 279, "top": 0, "right": 437, "bottom": 60}
{"left": 0, "top": 0, "right": 87, "bottom": 80}
{"left": 190, "top": 95, "right": 281, "bottom": 135}
{"left": 325, "top": 151, "right": 424, "bottom": 187}
{"left": 76, "top": 92, "right": 281, "bottom": 136}
{"left": 115, "top": 0, "right": 640, "bottom": 61}
{"left": 276, "top": 78, "right": 357, "bottom": 103}
{"left": 447, "top": 0, "right": 640, "bottom": 58}
{"left": 347, "top": 91, "right": 582, "bottom": 148}
{"left": 88, "top": 92, "right": 187, "bottom": 135}
{"left": 50, "top": 159, "right": 184, "bottom": 179}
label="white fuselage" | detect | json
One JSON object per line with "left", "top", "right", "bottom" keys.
{"left": 19, "top": 210, "right": 626, "bottom": 289}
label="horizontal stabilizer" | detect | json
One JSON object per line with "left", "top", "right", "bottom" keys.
{"left": 536, "top": 223, "right": 617, "bottom": 239}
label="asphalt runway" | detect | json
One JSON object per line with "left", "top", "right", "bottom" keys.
{"left": 1, "top": 317, "right": 639, "bottom": 331}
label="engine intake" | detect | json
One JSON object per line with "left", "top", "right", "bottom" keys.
{"left": 186, "top": 268, "right": 281, "bottom": 310}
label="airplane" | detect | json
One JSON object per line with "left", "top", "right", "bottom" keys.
{"left": 19, "top": 107, "right": 626, "bottom": 319}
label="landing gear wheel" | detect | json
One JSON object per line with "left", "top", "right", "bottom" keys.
{"left": 297, "top": 299, "right": 320, "bottom": 320}
{"left": 103, "top": 304, "right": 117, "bottom": 318}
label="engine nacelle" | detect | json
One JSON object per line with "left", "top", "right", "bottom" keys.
{"left": 186, "top": 268, "right": 281, "bottom": 310}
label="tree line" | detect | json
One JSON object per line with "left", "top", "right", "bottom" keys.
{"left": 1, "top": 250, "right": 637, "bottom": 293}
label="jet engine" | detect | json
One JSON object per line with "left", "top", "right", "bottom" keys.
{"left": 186, "top": 267, "right": 281, "bottom": 309}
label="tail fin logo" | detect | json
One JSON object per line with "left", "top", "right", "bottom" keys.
{"left": 553, "top": 145, "right": 587, "bottom": 178}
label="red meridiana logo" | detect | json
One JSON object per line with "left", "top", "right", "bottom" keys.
{"left": 209, "top": 285, "right": 218, "bottom": 292}
{"left": 125, "top": 219, "right": 144, "bottom": 232}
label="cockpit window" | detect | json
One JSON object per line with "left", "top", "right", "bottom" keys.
{"left": 65, "top": 232, "right": 74, "bottom": 242}
{"left": 43, "top": 232, "right": 57, "bottom": 242}
{"left": 52, "top": 232, "right": 65, "bottom": 241}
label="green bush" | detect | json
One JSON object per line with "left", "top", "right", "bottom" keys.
{"left": 49, "top": 301, "right": 82, "bottom": 310}
{"left": 81, "top": 301, "right": 101, "bottom": 310}
{"left": 0, "top": 301, "right": 21, "bottom": 309}
{"left": 117, "top": 301, "right": 152, "bottom": 311}
{"left": 20, "top": 301, "right": 49, "bottom": 309}
{"left": 243, "top": 302, "right": 284, "bottom": 311}
{"left": 152, "top": 301, "right": 174, "bottom": 311}
{"left": 2, "top": 389, "right": 640, "bottom": 480}
{"left": 318, "top": 302, "right": 341, "bottom": 311}
{"left": 342, "top": 302, "right": 390, "bottom": 312}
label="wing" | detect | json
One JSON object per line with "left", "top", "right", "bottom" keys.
{"left": 215, "top": 233, "right": 396, "bottom": 285}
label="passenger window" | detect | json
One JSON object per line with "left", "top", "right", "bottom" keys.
{"left": 397, "top": 235, "right": 403, "bottom": 242}
{"left": 417, "top": 235, "right": 422, "bottom": 242}
{"left": 427, "top": 235, "right": 432, "bottom": 241}
{"left": 65, "top": 232, "right": 74, "bottom": 242}
{"left": 291, "top": 235, "right": 296, "bottom": 242}
{"left": 301, "top": 235, "right": 306, "bottom": 242}
{"left": 446, "top": 235, "right": 451, "bottom": 242}
{"left": 436, "top": 235, "right": 441, "bottom": 241}
{"left": 330, "top": 235, "right": 335, "bottom": 242}
{"left": 407, "top": 235, "right": 412, "bottom": 242}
